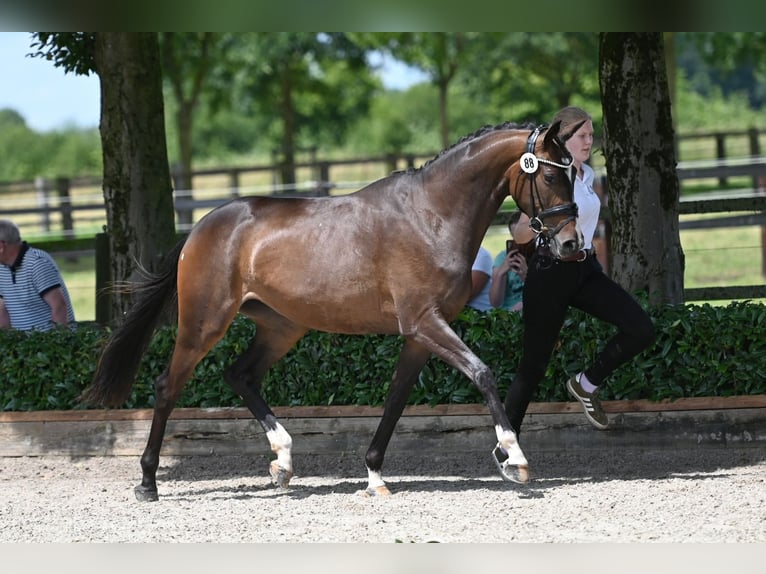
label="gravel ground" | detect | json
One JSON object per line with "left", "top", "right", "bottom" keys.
{"left": 1, "top": 447, "right": 764, "bottom": 543}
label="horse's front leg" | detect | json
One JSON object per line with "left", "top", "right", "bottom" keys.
{"left": 462, "top": 356, "right": 529, "bottom": 484}
{"left": 227, "top": 366, "right": 295, "bottom": 489}
{"left": 363, "top": 338, "right": 431, "bottom": 497}
{"left": 413, "top": 317, "right": 529, "bottom": 485}
{"left": 264, "top": 414, "right": 294, "bottom": 488}
{"left": 224, "top": 313, "right": 307, "bottom": 489}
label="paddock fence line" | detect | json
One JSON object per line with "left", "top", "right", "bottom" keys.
{"left": 3, "top": 155, "right": 765, "bottom": 237}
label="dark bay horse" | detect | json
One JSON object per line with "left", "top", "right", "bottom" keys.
{"left": 82, "top": 120, "right": 582, "bottom": 502}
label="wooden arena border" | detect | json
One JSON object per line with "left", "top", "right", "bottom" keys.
{"left": 1, "top": 396, "right": 765, "bottom": 457}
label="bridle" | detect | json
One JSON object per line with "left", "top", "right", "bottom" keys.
{"left": 516, "top": 124, "right": 578, "bottom": 247}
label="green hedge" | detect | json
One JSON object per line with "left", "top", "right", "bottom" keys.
{"left": 1, "top": 300, "right": 764, "bottom": 411}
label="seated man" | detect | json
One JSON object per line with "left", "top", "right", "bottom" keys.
{"left": 0, "top": 219, "right": 75, "bottom": 331}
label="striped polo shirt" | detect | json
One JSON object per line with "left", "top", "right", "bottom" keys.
{"left": 0, "top": 243, "right": 75, "bottom": 331}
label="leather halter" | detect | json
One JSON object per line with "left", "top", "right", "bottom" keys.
{"left": 519, "top": 124, "right": 578, "bottom": 246}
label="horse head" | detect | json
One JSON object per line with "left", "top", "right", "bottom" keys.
{"left": 508, "top": 120, "right": 585, "bottom": 259}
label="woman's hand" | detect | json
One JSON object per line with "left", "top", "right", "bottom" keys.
{"left": 506, "top": 251, "right": 528, "bottom": 281}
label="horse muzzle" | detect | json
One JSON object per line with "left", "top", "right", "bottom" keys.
{"left": 542, "top": 223, "right": 584, "bottom": 260}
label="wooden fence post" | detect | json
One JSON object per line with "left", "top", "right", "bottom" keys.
{"left": 95, "top": 232, "right": 112, "bottom": 326}
{"left": 34, "top": 177, "right": 50, "bottom": 233}
{"left": 385, "top": 154, "right": 397, "bottom": 174}
{"left": 715, "top": 133, "right": 727, "bottom": 187}
{"left": 748, "top": 128, "right": 762, "bottom": 191}
{"left": 56, "top": 177, "right": 74, "bottom": 239}
{"left": 172, "top": 168, "right": 193, "bottom": 229}
{"left": 748, "top": 128, "right": 766, "bottom": 276}
{"left": 315, "top": 162, "right": 331, "bottom": 196}
{"left": 227, "top": 169, "right": 240, "bottom": 198}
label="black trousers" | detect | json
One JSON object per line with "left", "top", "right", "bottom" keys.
{"left": 504, "top": 252, "right": 656, "bottom": 436}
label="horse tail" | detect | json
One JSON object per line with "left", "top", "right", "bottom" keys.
{"left": 81, "top": 238, "right": 186, "bottom": 408}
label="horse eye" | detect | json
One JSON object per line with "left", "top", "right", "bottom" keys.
{"left": 544, "top": 172, "right": 556, "bottom": 185}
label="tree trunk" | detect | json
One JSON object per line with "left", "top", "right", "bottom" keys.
{"left": 599, "top": 33, "right": 685, "bottom": 305}
{"left": 94, "top": 32, "right": 177, "bottom": 321}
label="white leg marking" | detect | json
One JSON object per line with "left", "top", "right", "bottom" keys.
{"left": 366, "top": 467, "right": 386, "bottom": 491}
{"left": 266, "top": 422, "right": 293, "bottom": 472}
{"left": 495, "top": 425, "right": 528, "bottom": 466}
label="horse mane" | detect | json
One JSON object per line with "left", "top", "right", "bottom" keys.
{"left": 395, "top": 121, "right": 537, "bottom": 175}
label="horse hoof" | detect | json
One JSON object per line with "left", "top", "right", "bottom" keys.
{"left": 269, "top": 461, "right": 293, "bottom": 489}
{"left": 501, "top": 464, "right": 530, "bottom": 485}
{"left": 359, "top": 485, "right": 392, "bottom": 497}
{"left": 491, "top": 444, "right": 530, "bottom": 485}
{"left": 134, "top": 484, "right": 159, "bottom": 502}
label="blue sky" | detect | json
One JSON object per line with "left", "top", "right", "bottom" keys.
{"left": 0, "top": 32, "right": 101, "bottom": 131}
{"left": 0, "top": 32, "right": 426, "bottom": 133}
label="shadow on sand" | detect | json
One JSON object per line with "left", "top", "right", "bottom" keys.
{"left": 151, "top": 445, "right": 765, "bottom": 501}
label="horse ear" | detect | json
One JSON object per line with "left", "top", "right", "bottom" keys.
{"left": 558, "top": 119, "right": 587, "bottom": 144}
{"left": 544, "top": 120, "right": 563, "bottom": 147}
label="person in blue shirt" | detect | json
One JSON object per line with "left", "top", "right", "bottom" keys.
{"left": 0, "top": 219, "right": 75, "bottom": 331}
{"left": 489, "top": 210, "right": 536, "bottom": 312}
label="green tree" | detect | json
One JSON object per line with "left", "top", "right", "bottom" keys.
{"left": 0, "top": 108, "right": 26, "bottom": 129}
{"left": 32, "top": 32, "right": 177, "bottom": 321}
{"left": 0, "top": 110, "right": 41, "bottom": 180}
{"left": 600, "top": 33, "right": 684, "bottom": 305}
{"left": 678, "top": 32, "right": 766, "bottom": 109}
{"left": 461, "top": 32, "right": 601, "bottom": 124}
{"left": 0, "top": 108, "right": 101, "bottom": 180}
{"left": 375, "top": 32, "right": 473, "bottom": 148}
{"left": 210, "top": 33, "right": 376, "bottom": 189}
{"left": 159, "top": 32, "right": 215, "bottom": 227}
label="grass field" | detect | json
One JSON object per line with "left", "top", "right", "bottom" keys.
{"left": 54, "top": 222, "right": 765, "bottom": 323}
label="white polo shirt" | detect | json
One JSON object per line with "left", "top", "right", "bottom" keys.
{"left": 575, "top": 163, "right": 601, "bottom": 249}
{"left": 0, "top": 243, "right": 75, "bottom": 331}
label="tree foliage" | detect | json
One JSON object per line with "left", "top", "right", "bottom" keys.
{"left": 678, "top": 32, "right": 766, "bottom": 109}
{"left": 8, "top": 32, "right": 764, "bottom": 176}
{"left": 458, "top": 33, "right": 601, "bottom": 125}
{"left": 377, "top": 32, "right": 473, "bottom": 148}
{"left": 0, "top": 110, "right": 100, "bottom": 180}
{"left": 159, "top": 32, "right": 216, "bottom": 206}
{"left": 204, "top": 32, "right": 377, "bottom": 186}
{"left": 29, "top": 32, "right": 96, "bottom": 76}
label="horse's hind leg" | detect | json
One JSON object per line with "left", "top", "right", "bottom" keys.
{"left": 226, "top": 302, "right": 307, "bottom": 489}
{"left": 136, "top": 311, "right": 239, "bottom": 502}
{"left": 363, "top": 338, "right": 431, "bottom": 497}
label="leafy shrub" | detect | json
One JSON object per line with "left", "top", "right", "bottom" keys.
{"left": 1, "top": 300, "right": 764, "bottom": 411}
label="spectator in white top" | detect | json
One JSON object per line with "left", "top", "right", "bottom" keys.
{"left": 466, "top": 246, "right": 494, "bottom": 312}
{"left": 0, "top": 219, "right": 75, "bottom": 331}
